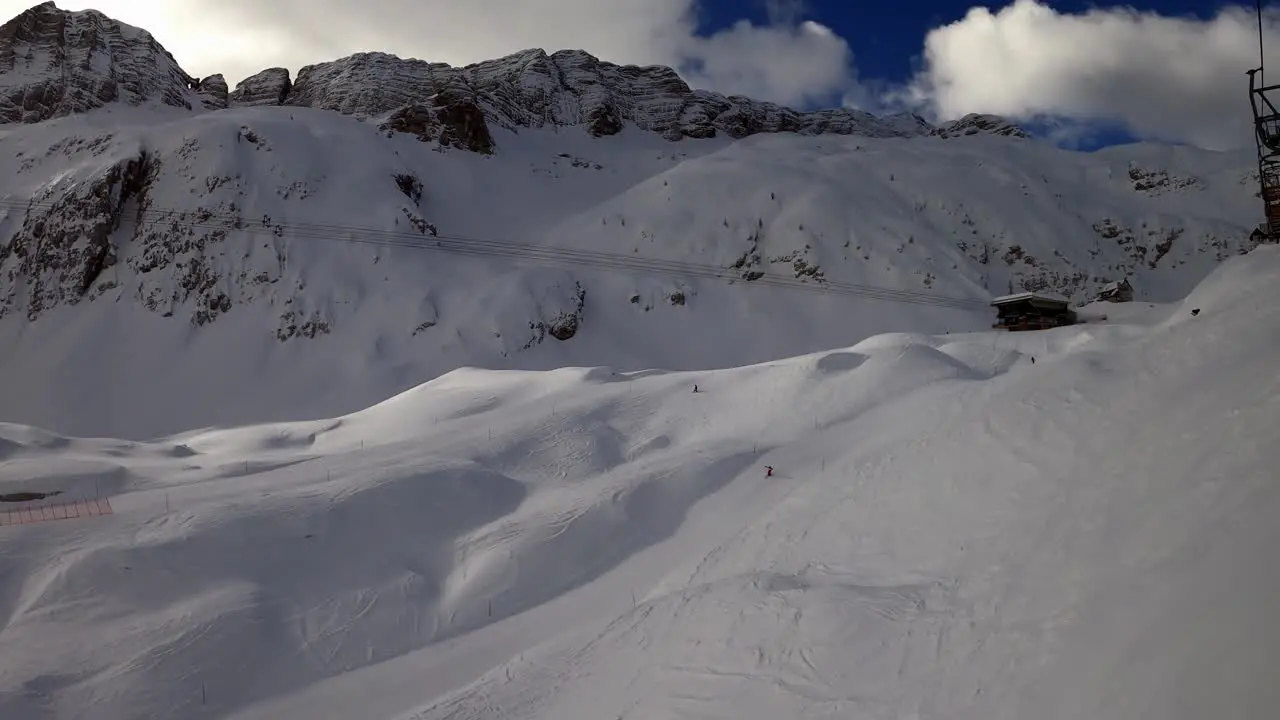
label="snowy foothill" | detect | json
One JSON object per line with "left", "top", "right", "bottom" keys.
{"left": 0, "top": 101, "right": 1263, "bottom": 440}
{"left": 1, "top": 246, "right": 1277, "bottom": 720}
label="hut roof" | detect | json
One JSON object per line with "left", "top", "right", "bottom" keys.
{"left": 990, "top": 291, "right": 1070, "bottom": 307}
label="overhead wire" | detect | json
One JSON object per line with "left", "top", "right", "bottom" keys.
{"left": 0, "top": 195, "right": 995, "bottom": 311}
{"left": 1260, "top": 0, "right": 1267, "bottom": 86}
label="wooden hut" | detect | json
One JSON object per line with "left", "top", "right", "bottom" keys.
{"left": 1095, "top": 278, "right": 1133, "bottom": 303}
{"left": 991, "top": 292, "right": 1077, "bottom": 331}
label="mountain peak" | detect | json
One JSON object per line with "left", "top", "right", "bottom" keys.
{"left": 0, "top": 1, "right": 201, "bottom": 123}
{"left": 253, "top": 45, "right": 997, "bottom": 144}
{"left": 0, "top": 2, "right": 1028, "bottom": 145}
{"left": 933, "top": 113, "right": 1030, "bottom": 139}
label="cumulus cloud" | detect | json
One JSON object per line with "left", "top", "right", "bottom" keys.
{"left": 902, "top": 0, "right": 1279, "bottom": 150}
{"left": 32, "top": 0, "right": 857, "bottom": 109}
{"left": 680, "top": 20, "right": 853, "bottom": 105}
{"left": 19, "top": 0, "right": 1268, "bottom": 149}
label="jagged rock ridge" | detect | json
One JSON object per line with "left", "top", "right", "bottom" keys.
{"left": 0, "top": 3, "right": 1027, "bottom": 146}
{"left": 259, "top": 48, "right": 970, "bottom": 143}
{"left": 0, "top": 1, "right": 206, "bottom": 123}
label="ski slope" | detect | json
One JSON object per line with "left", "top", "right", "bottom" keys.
{"left": 0, "top": 104, "right": 1262, "bottom": 440}
{"left": 1, "top": 246, "right": 1277, "bottom": 720}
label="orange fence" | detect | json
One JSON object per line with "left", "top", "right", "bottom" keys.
{"left": 0, "top": 497, "right": 114, "bottom": 526}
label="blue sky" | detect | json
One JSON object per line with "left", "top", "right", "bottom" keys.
{"left": 47, "top": 0, "right": 1271, "bottom": 152}
{"left": 698, "top": 1, "right": 1232, "bottom": 83}
{"left": 690, "top": 0, "right": 1258, "bottom": 149}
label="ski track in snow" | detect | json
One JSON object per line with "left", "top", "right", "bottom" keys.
{"left": 0, "top": 249, "right": 1277, "bottom": 719}
{"left": 0, "top": 88, "right": 1275, "bottom": 720}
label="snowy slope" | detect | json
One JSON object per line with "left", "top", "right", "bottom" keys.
{"left": 0, "top": 3, "right": 1268, "bottom": 440}
{"left": 1, "top": 244, "right": 1277, "bottom": 720}
{"left": 0, "top": 102, "right": 1265, "bottom": 439}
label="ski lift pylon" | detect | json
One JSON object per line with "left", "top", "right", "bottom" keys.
{"left": 1248, "top": 1, "right": 1280, "bottom": 241}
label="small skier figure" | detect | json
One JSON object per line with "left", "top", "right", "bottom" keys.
{"left": 1031, "top": 356, "right": 1035, "bottom": 364}
{"left": 693, "top": 384, "right": 699, "bottom": 393}
{"left": 765, "top": 465, "right": 774, "bottom": 477}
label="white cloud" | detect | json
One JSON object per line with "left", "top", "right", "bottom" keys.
{"left": 14, "top": 0, "right": 1268, "bottom": 148}
{"left": 22, "top": 0, "right": 857, "bottom": 110}
{"left": 903, "top": 0, "right": 1278, "bottom": 150}
{"left": 763, "top": 0, "right": 809, "bottom": 26}
{"left": 680, "top": 20, "right": 854, "bottom": 106}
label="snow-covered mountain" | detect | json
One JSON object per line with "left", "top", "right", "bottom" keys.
{"left": 0, "top": 1, "right": 1268, "bottom": 439}
{"left": 0, "top": 2, "right": 224, "bottom": 121}
{"left": 1, "top": 237, "right": 1277, "bottom": 720}
{"left": 1, "top": 4, "right": 1276, "bottom": 718}
{"left": 0, "top": 1, "right": 981, "bottom": 142}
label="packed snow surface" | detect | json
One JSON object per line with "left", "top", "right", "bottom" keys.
{"left": 1, "top": 246, "right": 1277, "bottom": 720}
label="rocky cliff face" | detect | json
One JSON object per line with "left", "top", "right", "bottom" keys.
{"left": 0, "top": 146, "right": 153, "bottom": 320}
{"left": 258, "top": 48, "right": 954, "bottom": 144}
{"left": 0, "top": 2, "right": 201, "bottom": 124}
{"left": 228, "top": 67, "right": 291, "bottom": 107}
{"left": 0, "top": 2, "right": 1026, "bottom": 148}
{"left": 195, "top": 74, "right": 229, "bottom": 110}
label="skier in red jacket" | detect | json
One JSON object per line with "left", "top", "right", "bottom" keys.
{"left": 765, "top": 465, "right": 773, "bottom": 477}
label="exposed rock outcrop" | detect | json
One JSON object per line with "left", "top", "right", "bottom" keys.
{"left": 0, "top": 1, "right": 199, "bottom": 124}
{"left": 523, "top": 281, "right": 587, "bottom": 348}
{"left": 1127, "top": 162, "right": 1200, "bottom": 195}
{"left": 0, "top": 149, "right": 155, "bottom": 319}
{"left": 933, "top": 113, "right": 1030, "bottom": 140}
{"left": 229, "top": 67, "right": 292, "bottom": 107}
{"left": 196, "top": 74, "right": 228, "bottom": 110}
{"left": 284, "top": 52, "right": 451, "bottom": 117}
{"left": 274, "top": 48, "right": 961, "bottom": 145}
{"left": 379, "top": 88, "right": 495, "bottom": 154}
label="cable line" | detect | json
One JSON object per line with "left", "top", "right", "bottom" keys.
{"left": 0, "top": 195, "right": 994, "bottom": 311}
